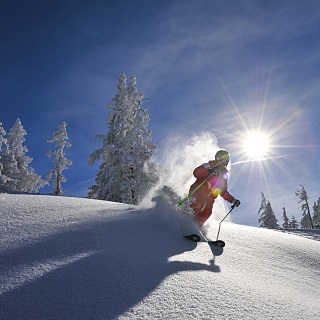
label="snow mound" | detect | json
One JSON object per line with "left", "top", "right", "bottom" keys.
{"left": 277, "top": 228, "right": 320, "bottom": 241}
{"left": 0, "top": 193, "right": 319, "bottom": 320}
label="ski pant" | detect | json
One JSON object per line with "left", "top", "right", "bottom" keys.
{"left": 189, "top": 185, "right": 215, "bottom": 228}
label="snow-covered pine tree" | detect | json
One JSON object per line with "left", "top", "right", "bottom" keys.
{"left": 126, "top": 75, "right": 158, "bottom": 203}
{"left": 265, "top": 201, "right": 279, "bottom": 229}
{"left": 295, "top": 184, "right": 313, "bottom": 229}
{"left": 88, "top": 74, "right": 158, "bottom": 204}
{"left": 258, "top": 192, "right": 268, "bottom": 227}
{"left": 0, "top": 123, "right": 4, "bottom": 177}
{"left": 0, "top": 122, "right": 5, "bottom": 153}
{"left": 289, "top": 215, "right": 299, "bottom": 229}
{"left": 46, "top": 122, "right": 72, "bottom": 195}
{"left": 312, "top": 197, "right": 320, "bottom": 228}
{"left": 258, "top": 192, "right": 279, "bottom": 228}
{"left": 0, "top": 122, "right": 11, "bottom": 188}
{"left": 282, "top": 207, "right": 290, "bottom": 229}
{"left": 0, "top": 123, "right": 17, "bottom": 191}
{"left": 3, "top": 119, "right": 44, "bottom": 192}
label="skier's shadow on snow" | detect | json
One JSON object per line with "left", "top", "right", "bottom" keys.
{"left": 0, "top": 206, "right": 223, "bottom": 320}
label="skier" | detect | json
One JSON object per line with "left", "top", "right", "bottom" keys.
{"left": 188, "top": 149, "right": 240, "bottom": 229}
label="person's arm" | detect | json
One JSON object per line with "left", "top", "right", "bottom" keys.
{"left": 220, "top": 173, "right": 241, "bottom": 206}
{"left": 193, "top": 163, "right": 211, "bottom": 179}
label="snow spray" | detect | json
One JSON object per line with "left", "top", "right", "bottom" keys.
{"left": 140, "top": 131, "right": 230, "bottom": 222}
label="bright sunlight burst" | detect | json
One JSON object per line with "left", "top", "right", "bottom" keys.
{"left": 242, "top": 132, "right": 270, "bottom": 159}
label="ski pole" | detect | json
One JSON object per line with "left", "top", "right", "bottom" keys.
{"left": 178, "top": 171, "right": 217, "bottom": 207}
{"left": 216, "top": 205, "right": 235, "bottom": 241}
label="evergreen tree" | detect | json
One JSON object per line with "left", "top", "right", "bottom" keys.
{"left": 0, "top": 122, "right": 5, "bottom": 153}
{"left": 2, "top": 119, "right": 44, "bottom": 192}
{"left": 258, "top": 192, "right": 279, "bottom": 228}
{"left": 46, "top": 122, "right": 72, "bottom": 195}
{"left": 289, "top": 215, "right": 299, "bottom": 229}
{"left": 0, "top": 125, "right": 18, "bottom": 191}
{"left": 0, "top": 122, "right": 11, "bottom": 187}
{"left": 125, "top": 75, "right": 158, "bottom": 202}
{"left": 295, "top": 184, "right": 313, "bottom": 229}
{"left": 258, "top": 192, "right": 268, "bottom": 227}
{"left": 312, "top": 198, "right": 320, "bottom": 228}
{"left": 282, "top": 207, "right": 290, "bottom": 229}
{"left": 88, "top": 74, "right": 158, "bottom": 204}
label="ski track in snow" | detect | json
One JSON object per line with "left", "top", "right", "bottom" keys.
{"left": 0, "top": 193, "right": 319, "bottom": 320}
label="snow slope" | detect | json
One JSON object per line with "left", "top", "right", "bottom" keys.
{"left": 0, "top": 193, "right": 319, "bottom": 320}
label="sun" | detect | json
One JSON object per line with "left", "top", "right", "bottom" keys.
{"left": 242, "top": 131, "right": 271, "bottom": 159}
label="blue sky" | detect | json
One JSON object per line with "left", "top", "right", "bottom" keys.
{"left": 1, "top": 0, "right": 320, "bottom": 226}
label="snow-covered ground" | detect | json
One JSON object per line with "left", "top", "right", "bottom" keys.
{"left": 0, "top": 193, "right": 319, "bottom": 320}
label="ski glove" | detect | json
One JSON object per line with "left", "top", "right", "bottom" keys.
{"left": 231, "top": 199, "right": 241, "bottom": 207}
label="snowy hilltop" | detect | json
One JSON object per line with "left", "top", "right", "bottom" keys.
{"left": 0, "top": 193, "right": 319, "bottom": 320}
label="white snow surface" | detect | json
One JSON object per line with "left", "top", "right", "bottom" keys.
{"left": 0, "top": 193, "right": 319, "bottom": 320}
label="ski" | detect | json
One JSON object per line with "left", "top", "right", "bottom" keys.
{"left": 208, "top": 239, "right": 225, "bottom": 247}
{"left": 184, "top": 234, "right": 201, "bottom": 242}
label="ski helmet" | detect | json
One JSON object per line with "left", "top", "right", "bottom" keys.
{"left": 215, "top": 149, "right": 230, "bottom": 165}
